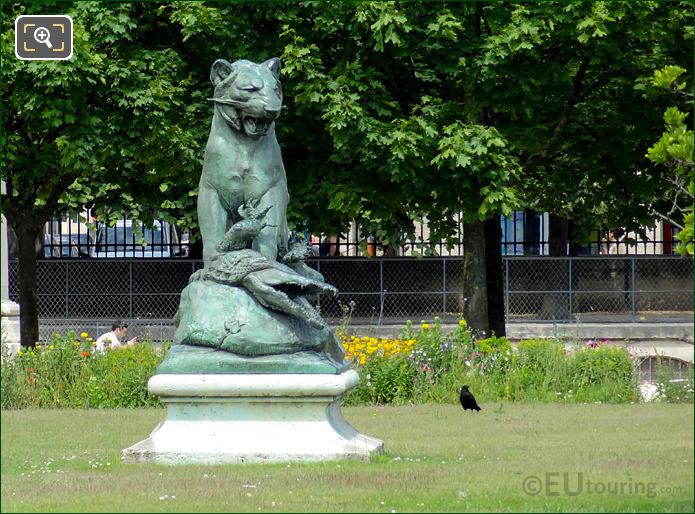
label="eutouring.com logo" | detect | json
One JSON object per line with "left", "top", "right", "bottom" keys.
{"left": 521, "top": 472, "right": 682, "bottom": 498}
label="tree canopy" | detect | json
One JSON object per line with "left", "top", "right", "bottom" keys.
{"left": 2, "top": 1, "right": 692, "bottom": 344}
{"left": 4, "top": 1, "right": 690, "bottom": 244}
{"left": 2, "top": 2, "right": 205, "bottom": 229}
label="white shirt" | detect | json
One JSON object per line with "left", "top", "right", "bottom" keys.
{"left": 95, "top": 331, "right": 121, "bottom": 354}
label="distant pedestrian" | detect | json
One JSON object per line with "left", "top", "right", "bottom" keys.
{"left": 460, "top": 385, "right": 481, "bottom": 412}
{"left": 94, "top": 321, "right": 138, "bottom": 354}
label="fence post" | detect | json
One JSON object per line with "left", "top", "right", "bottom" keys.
{"left": 504, "top": 258, "right": 509, "bottom": 321}
{"left": 568, "top": 258, "right": 573, "bottom": 321}
{"left": 631, "top": 257, "right": 636, "bottom": 319}
{"left": 315, "top": 260, "right": 321, "bottom": 312}
{"left": 442, "top": 258, "right": 447, "bottom": 322}
{"left": 65, "top": 261, "right": 69, "bottom": 317}
{"left": 379, "top": 259, "right": 384, "bottom": 324}
{"left": 128, "top": 261, "right": 133, "bottom": 318}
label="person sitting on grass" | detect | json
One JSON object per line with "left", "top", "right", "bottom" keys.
{"left": 94, "top": 321, "right": 138, "bottom": 354}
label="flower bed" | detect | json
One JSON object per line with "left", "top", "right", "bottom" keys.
{"left": 1, "top": 331, "right": 167, "bottom": 409}
{"left": 2, "top": 321, "right": 691, "bottom": 409}
{"left": 341, "top": 318, "right": 693, "bottom": 405}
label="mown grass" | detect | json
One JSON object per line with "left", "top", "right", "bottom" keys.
{"left": 1, "top": 403, "right": 693, "bottom": 512}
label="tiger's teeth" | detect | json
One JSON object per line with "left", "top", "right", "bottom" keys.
{"left": 242, "top": 116, "right": 271, "bottom": 135}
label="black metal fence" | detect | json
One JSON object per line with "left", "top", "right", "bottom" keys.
{"left": 40, "top": 211, "right": 187, "bottom": 259}
{"left": 39, "top": 210, "right": 681, "bottom": 259}
{"left": 9, "top": 256, "right": 692, "bottom": 341}
{"left": 303, "top": 213, "right": 682, "bottom": 257}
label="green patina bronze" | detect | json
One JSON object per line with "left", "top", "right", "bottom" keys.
{"left": 157, "top": 58, "right": 346, "bottom": 375}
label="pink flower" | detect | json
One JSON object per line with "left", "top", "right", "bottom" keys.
{"left": 586, "top": 340, "right": 598, "bottom": 349}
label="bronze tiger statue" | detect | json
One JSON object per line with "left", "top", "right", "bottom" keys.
{"left": 198, "top": 57, "right": 289, "bottom": 266}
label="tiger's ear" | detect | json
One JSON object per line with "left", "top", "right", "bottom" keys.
{"left": 210, "top": 59, "right": 235, "bottom": 86}
{"left": 264, "top": 57, "right": 281, "bottom": 79}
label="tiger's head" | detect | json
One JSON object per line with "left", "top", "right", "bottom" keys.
{"left": 209, "top": 58, "right": 283, "bottom": 137}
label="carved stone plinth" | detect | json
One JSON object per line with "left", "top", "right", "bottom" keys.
{"left": 121, "top": 370, "right": 383, "bottom": 464}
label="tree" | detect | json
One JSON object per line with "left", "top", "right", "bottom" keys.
{"left": 514, "top": 2, "right": 693, "bottom": 250}
{"left": 645, "top": 66, "right": 693, "bottom": 255}
{"left": 1, "top": 2, "right": 204, "bottom": 346}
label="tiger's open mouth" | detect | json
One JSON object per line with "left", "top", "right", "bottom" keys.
{"left": 242, "top": 116, "right": 271, "bottom": 136}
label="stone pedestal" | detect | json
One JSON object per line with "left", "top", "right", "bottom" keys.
{"left": 121, "top": 370, "right": 383, "bottom": 464}
{"left": 1, "top": 300, "right": 21, "bottom": 361}
{"left": 1, "top": 183, "right": 21, "bottom": 360}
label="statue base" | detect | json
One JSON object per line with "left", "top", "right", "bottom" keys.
{"left": 121, "top": 370, "right": 383, "bottom": 464}
{"left": 156, "top": 344, "right": 350, "bottom": 375}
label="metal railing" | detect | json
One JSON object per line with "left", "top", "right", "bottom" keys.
{"left": 302, "top": 213, "right": 682, "bottom": 257}
{"left": 39, "top": 210, "right": 681, "bottom": 259}
{"left": 8, "top": 256, "right": 692, "bottom": 341}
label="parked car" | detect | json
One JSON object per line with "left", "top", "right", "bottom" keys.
{"left": 43, "top": 234, "right": 92, "bottom": 258}
{"left": 91, "top": 220, "right": 184, "bottom": 258}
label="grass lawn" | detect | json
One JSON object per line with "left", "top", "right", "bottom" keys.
{"left": 1, "top": 403, "right": 693, "bottom": 512}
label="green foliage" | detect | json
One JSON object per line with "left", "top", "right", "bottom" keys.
{"left": 475, "top": 334, "right": 513, "bottom": 356}
{"left": 512, "top": 338, "right": 569, "bottom": 401}
{"left": 514, "top": 2, "right": 693, "bottom": 242}
{"left": 652, "top": 65, "right": 688, "bottom": 91}
{"left": 432, "top": 123, "right": 520, "bottom": 221}
{"left": 1, "top": 333, "right": 167, "bottom": 409}
{"left": 655, "top": 360, "right": 695, "bottom": 404}
{"left": 344, "top": 353, "right": 414, "bottom": 405}
{"left": 647, "top": 107, "right": 694, "bottom": 173}
{"left": 645, "top": 65, "right": 693, "bottom": 255}
{"left": 567, "top": 343, "right": 637, "bottom": 403}
{"left": 676, "top": 212, "right": 694, "bottom": 255}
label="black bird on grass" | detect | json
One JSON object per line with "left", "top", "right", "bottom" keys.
{"left": 460, "top": 385, "right": 481, "bottom": 412}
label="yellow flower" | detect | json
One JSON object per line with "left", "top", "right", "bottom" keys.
{"left": 80, "top": 332, "right": 89, "bottom": 339}
{"left": 458, "top": 319, "right": 467, "bottom": 327}
{"left": 421, "top": 323, "right": 430, "bottom": 330}
{"left": 49, "top": 345, "right": 54, "bottom": 350}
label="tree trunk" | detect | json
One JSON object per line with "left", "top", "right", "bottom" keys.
{"left": 548, "top": 214, "right": 569, "bottom": 257}
{"left": 523, "top": 209, "right": 540, "bottom": 255}
{"left": 540, "top": 214, "right": 570, "bottom": 320}
{"left": 463, "top": 220, "right": 489, "bottom": 336}
{"left": 187, "top": 235, "right": 203, "bottom": 260}
{"left": 484, "top": 217, "right": 505, "bottom": 337}
{"left": 567, "top": 219, "right": 581, "bottom": 257}
{"left": 14, "top": 222, "right": 41, "bottom": 347}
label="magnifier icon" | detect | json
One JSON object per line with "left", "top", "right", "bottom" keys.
{"left": 33, "top": 26, "right": 52, "bottom": 48}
